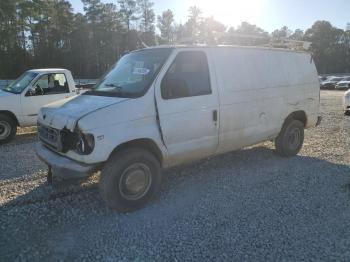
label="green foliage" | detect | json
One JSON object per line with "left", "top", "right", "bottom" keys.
{"left": 138, "top": 0, "right": 155, "bottom": 46}
{"left": 185, "top": 6, "right": 202, "bottom": 38}
{"left": 304, "top": 20, "right": 349, "bottom": 73}
{"left": 0, "top": 2, "right": 349, "bottom": 78}
{"left": 157, "top": 9, "right": 174, "bottom": 43}
{"left": 223, "top": 22, "right": 269, "bottom": 46}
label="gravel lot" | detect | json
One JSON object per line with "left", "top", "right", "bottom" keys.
{"left": 1, "top": 90, "right": 350, "bottom": 261}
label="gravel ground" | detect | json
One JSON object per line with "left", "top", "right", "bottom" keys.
{"left": 1, "top": 90, "right": 350, "bottom": 261}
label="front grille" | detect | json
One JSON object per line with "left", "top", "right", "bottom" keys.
{"left": 38, "top": 123, "right": 60, "bottom": 151}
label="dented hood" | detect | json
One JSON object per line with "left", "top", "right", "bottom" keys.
{"left": 38, "top": 94, "right": 129, "bottom": 130}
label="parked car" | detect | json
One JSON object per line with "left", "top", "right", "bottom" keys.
{"left": 319, "top": 75, "right": 328, "bottom": 81}
{"left": 335, "top": 76, "right": 350, "bottom": 90}
{"left": 0, "top": 69, "right": 77, "bottom": 144}
{"left": 36, "top": 46, "right": 321, "bottom": 212}
{"left": 320, "top": 76, "right": 344, "bottom": 89}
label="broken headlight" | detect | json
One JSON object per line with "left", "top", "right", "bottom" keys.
{"left": 75, "top": 133, "right": 95, "bottom": 155}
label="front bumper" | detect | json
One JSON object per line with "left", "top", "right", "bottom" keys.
{"left": 35, "top": 143, "right": 98, "bottom": 179}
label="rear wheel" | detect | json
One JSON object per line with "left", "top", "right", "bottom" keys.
{"left": 0, "top": 113, "right": 17, "bottom": 144}
{"left": 275, "top": 119, "right": 304, "bottom": 157}
{"left": 99, "top": 148, "right": 161, "bottom": 212}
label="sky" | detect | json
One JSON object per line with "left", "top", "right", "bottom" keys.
{"left": 70, "top": 0, "right": 350, "bottom": 32}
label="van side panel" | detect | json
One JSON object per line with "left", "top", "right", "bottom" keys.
{"left": 211, "top": 47, "right": 319, "bottom": 154}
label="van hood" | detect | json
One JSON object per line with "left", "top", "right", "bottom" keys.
{"left": 38, "top": 94, "right": 130, "bottom": 130}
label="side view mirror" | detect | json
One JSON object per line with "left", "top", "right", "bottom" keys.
{"left": 161, "top": 78, "right": 189, "bottom": 99}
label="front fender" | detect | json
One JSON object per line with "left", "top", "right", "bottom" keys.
{"left": 64, "top": 116, "right": 167, "bottom": 164}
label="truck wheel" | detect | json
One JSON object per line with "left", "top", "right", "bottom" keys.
{"left": 0, "top": 114, "right": 17, "bottom": 144}
{"left": 99, "top": 148, "right": 161, "bottom": 212}
{"left": 275, "top": 119, "right": 304, "bottom": 157}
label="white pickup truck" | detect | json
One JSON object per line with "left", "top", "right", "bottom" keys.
{"left": 0, "top": 69, "right": 76, "bottom": 143}
{"left": 36, "top": 46, "right": 321, "bottom": 212}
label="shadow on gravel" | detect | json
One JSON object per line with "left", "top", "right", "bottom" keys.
{"left": 2, "top": 146, "right": 350, "bottom": 261}
{"left": 4, "top": 132, "right": 37, "bottom": 146}
{"left": 3, "top": 146, "right": 350, "bottom": 211}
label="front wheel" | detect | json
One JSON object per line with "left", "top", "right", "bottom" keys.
{"left": 275, "top": 119, "right": 304, "bottom": 157}
{"left": 99, "top": 148, "right": 161, "bottom": 212}
{"left": 0, "top": 114, "right": 17, "bottom": 144}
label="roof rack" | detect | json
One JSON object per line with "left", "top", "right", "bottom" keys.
{"left": 171, "top": 34, "right": 312, "bottom": 51}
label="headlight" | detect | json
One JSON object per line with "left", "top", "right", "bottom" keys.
{"left": 75, "top": 133, "right": 95, "bottom": 155}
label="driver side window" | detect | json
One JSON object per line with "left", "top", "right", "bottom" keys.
{"left": 29, "top": 73, "right": 69, "bottom": 96}
{"left": 161, "top": 51, "right": 211, "bottom": 99}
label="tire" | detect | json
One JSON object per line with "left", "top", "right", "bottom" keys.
{"left": 275, "top": 119, "right": 304, "bottom": 157}
{"left": 345, "top": 111, "right": 350, "bottom": 116}
{"left": 0, "top": 113, "right": 17, "bottom": 144}
{"left": 99, "top": 148, "right": 161, "bottom": 212}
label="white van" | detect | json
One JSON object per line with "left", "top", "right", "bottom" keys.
{"left": 36, "top": 46, "right": 321, "bottom": 212}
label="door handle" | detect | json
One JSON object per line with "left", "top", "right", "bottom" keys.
{"left": 212, "top": 110, "right": 218, "bottom": 122}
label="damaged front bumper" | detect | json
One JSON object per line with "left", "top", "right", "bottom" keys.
{"left": 35, "top": 143, "right": 98, "bottom": 180}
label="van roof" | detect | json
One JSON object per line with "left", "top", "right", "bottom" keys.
{"left": 140, "top": 45, "right": 309, "bottom": 54}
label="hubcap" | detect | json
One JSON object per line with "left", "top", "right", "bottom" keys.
{"left": 288, "top": 127, "right": 301, "bottom": 150}
{"left": 119, "top": 163, "right": 152, "bottom": 201}
{"left": 0, "top": 121, "right": 11, "bottom": 140}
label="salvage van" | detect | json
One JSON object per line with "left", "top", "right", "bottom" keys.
{"left": 36, "top": 46, "right": 321, "bottom": 212}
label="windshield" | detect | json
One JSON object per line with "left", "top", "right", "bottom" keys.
{"left": 2, "top": 72, "right": 38, "bottom": 94}
{"left": 85, "top": 48, "right": 173, "bottom": 98}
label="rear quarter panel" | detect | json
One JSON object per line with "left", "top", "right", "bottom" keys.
{"left": 210, "top": 47, "right": 319, "bottom": 154}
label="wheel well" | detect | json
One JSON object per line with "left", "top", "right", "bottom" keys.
{"left": 110, "top": 139, "right": 163, "bottom": 165}
{"left": 285, "top": 111, "right": 307, "bottom": 127}
{"left": 0, "top": 111, "right": 19, "bottom": 126}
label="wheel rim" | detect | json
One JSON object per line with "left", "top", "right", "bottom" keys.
{"left": 119, "top": 163, "right": 152, "bottom": 201}
{"left": 287, "top": 127, "right": 301, "bottom": 150}
{"left": 0, "top": 121, "right": 11, "bottom": 140}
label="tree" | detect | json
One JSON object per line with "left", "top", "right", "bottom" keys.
{"left": 304, "top": 20, "right": 345, "bottom": 73}
{"left": 137, "top": 0, "right": 155, "bottom": 46}
{"left": 224, "top": 22, "right": 269, "bottom": 46}
{"left": 1, "top": 1, "right": 349, "bottom": 79}
{"left": 185, "top": 6, "right": 202, "bottom": 39}
{"left": 199, "top": 16, "right": 226, "bottom": 44}
{"left": 83, "top": 0, "right": 125, "bottom": 76}
{"left": 157, "top": 9, "right": 174, "bottom": 43}
{"left": 118, "top": 0, "right": 139, "bottom": 49}
{"left": 173, "top": 23, "right": 185, "bottom": 42}
{"left": 272, "top": 26, "right": 292, "bottom": 39}
{"left": 290, "top": 29, "right": 304, "bottom": 40}
{"left": 0, "top": 0, "right": 30, "bottom": 78}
